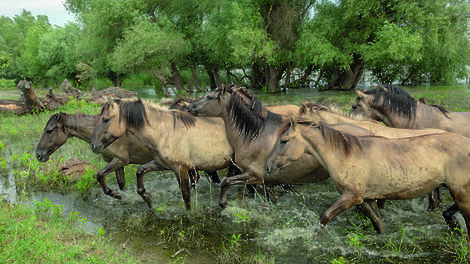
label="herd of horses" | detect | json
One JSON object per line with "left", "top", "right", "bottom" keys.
{"left": 35, "top": 84, "right": 470, "bottom": 235}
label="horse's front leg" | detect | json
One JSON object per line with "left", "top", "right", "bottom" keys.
{"left": 97, "top": 158, "right": 128, "bottom": 200}
{"left": 219, "top": 171, "right": 261, "bottom": 208}
{"left": 319, "top": 191, "right": 363, "bottom": 227}
{"left": 136, "top": 160, "right": 164, "bottom": 208}
{"left": 175, "top": 164, "right": 191, "bottom": 211}
{"left": 115, "top": 167, "right": 126, "bottom": 190}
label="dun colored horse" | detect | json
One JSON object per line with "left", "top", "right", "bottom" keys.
{"left": 35, "top": 112, "right": 218, "bottom": 201}
{"left": 300, "top": 102, "right": 446, "bottom": 210}
{"left": 351, "top": 85, "right": 469, "bottom": 225}
{"left": 188, "top": 85, "right": 385, "bottom": 233}
{"left": 265, "top": 118, "right": 470, "bottom": 233}
{"left": 351, "top": 85, "right": 470, "bottom": 137}
{"left": 90, "top": 98, "right": 237, "bottom": 210}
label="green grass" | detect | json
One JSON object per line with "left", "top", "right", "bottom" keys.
{"left": 0, "top": 200, "right": 137, "bottom": 263}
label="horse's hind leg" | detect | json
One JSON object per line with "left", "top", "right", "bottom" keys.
{"left": 115, "top": 167, "right": 126, "bottom": 190}
{"left": 176, "top": 164, "right": 191, "bottom": 211}
{"left": 136, "top": 160, "right": 163, "bottom": 208}
{"left": 427, "top": 187, "right": 442, "bottom": 211}
{"left": 358, "top": 200, "right": 383, "bottom": 234}
{"left": 205, "top": 171, "right": 221, "bottom": 184}
{"left": 442, "top": 203, "right": 461, "bottom": 231}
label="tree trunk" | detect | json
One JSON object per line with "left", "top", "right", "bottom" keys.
{"left": 170, "top": 62, "right": 184, "bottom": 91}
{"left": 249, "top": 61, "right": 265, "bottom": 90}
{"left": 190, "top": 65, "right": 200, "bottom": 91}
{"left": 295, "top": 64, "right": 313, "bottom": 88}
{"left": 284, "top": 65, "right": 291, "bottom": 91}
{"left": 325, "top": 54, "right": 365, "bottom": 90}
{"left": 225, "top": 68, "right": 232, "bottom": 84}
{"left": 206, "top": 68, "right": 217, "bottom": 90}
{"left": 214, "top": 66, "right": 223, "bottom": 89}
{"left": 17, "top": 80, "right": 44, "bottom": 112}
{"left": 266, "top": 66, "right": 285, "bottom": 93}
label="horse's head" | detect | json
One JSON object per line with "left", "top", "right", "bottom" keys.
{"left": 90, "top": 99, "right": 125, "bottom": 153}
{"left": 351, "top": 89, "right": 392, "bottom": 125}
{"left": 265, "top": 116, "right": 305, "bottom": 174}
{"left": 35, "top": 113, "right": 70, "bottom": 162}
{"left": 299, "top": 102, "right": 328, "bottom": 123}
{"left": 188, "top": 85, "right": 233, "bottom": 117}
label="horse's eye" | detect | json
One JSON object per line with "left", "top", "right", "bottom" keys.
{"left": 103, "top": 118, "right": 110, "bottom": 123}
{"left": 280, "top": 139, "right": 289, "bottom": 144}
{"left": 46, "top": 129, "right": 53, "bottom": 134}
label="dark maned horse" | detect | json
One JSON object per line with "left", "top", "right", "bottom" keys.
{"left": 266, "top": 118, "right": 470, "bottom": 233}
{"left": 188, "top": 85, "right": 385, "bottom": 233}
{"left": 90, "top": 98, "right": 236, "bottom": 210}
{"left": 35, "top": 112, "right": 217, "bottom": 201}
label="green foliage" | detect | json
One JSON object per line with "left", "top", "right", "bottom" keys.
{"left": 0, "top": 78, "right": 15, "bottom": 89}
{"left": 0, "top": 201, "right": 136, "bottom": 263}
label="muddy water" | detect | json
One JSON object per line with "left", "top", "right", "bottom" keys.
{"left": 2, "top": 85, "right": 469, "bottom": 263}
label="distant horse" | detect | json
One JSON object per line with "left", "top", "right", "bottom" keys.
{"left": 265, "top": 118, "right": 470, "bottom": 233}
{"left": 351, "top": 85, "right": 470, "bottom": 136}
{"left": 35, "top": 112, "right": 218, "bottom": 201}
{"left": 90, "top": 98, "right": 238, "bottom": 210}
{"left": 188, "top": 85, "right": 385, "bottom": 233}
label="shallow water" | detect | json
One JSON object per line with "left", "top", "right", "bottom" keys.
{"left": 2, "top": 85, "right": 470, "bottom": 263}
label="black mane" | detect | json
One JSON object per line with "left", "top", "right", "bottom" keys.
{"left": 366, "top": 85, "right": 450, "bottom": 120}
{"left": 222, "top": 85, "right": 282, "bottom": 142}
{"left": 116, "top": 98, "right": 149, "bottom": 130}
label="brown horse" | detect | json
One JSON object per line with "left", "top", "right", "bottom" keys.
{"left": 188, "top": 85, "right": 385, "bottom": 233}
{"left": 90, "top": 98, "right": 237, "bottom": 210}
{"left": 265, "top": 118, "right": 470, "bottom": 233}
{"left": 35, "top": 112, "right": 217, "bottom": 201}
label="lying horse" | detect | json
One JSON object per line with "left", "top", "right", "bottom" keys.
{"left": 265, "top": 118, "right": 470, "bottom": 233}
{"left": 35, "top": 112, "right": 219, "bottom": 201}
{"left": 188, "top": 85, "right": 385, "bottom": 233}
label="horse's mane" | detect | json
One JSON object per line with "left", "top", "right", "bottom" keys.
{"left": 167, "top": 98, "right": 194, "bottom": 111}
{"left": 365, "top": 85, "right": 450, "bottom": 120}
{"left": 48, "top": 112, "right": 92, "bottom": 131}
{"left": 221, "top": 85, "right": 282, "bottom": 142}
{"left": 112, "top": 98, "right": 196, "bottom": 130}
{"left": 300, "top": 102, "right": 369, "bottom": 121}
{"left": 279, "top": 119, "right": 362, "bottom": 156}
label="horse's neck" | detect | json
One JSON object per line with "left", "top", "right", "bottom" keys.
{"left": 299, "top": 126, "right": 341, "bottom": 170}
{"left": 318, "top": 110, "right": 352, "bottom": 123}
{"left": 67, "top": 114, "right": 96, "bottom": 142}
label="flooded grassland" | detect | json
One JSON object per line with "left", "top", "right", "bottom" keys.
{"left": 1, "top": 85, "right": 470, "bottom": 263}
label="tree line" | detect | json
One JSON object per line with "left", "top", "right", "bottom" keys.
{"left": 0, "top": 0, "right": 469, "bottom": 93}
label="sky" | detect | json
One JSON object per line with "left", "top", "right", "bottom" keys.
{"left": 0, "top": 0, "right": 76, "bottom": 26}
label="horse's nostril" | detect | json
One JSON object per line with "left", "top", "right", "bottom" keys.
{"left": 265, "top": 165, "right": 270, "bottom": 173}
{"left": 36, "top": 153, "right": 40, "bottom": 159}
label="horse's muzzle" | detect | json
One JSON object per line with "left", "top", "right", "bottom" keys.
{"left": 35, "top": 151, "right": 49, "bottom": 162}
{"left": 187, "top": 105, "right": 198, "bottom": 116}
{"left": 265, "top": 165, "right": 271, "bottom": 174}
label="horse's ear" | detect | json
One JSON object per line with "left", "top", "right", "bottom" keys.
{"left": 105, "top": 96, "right": 114, "bottom": 108}
{"left": 356, "top": 89, "right": 367, "bottom": 99}
{"left": 300, "top": 102, "right": 307, "bottom": 114}
{"left": 290, "top": 115, "right": 297, "bottom": 130}
{"left": 378, "top": 84, "right": 388, "bottom": 92}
